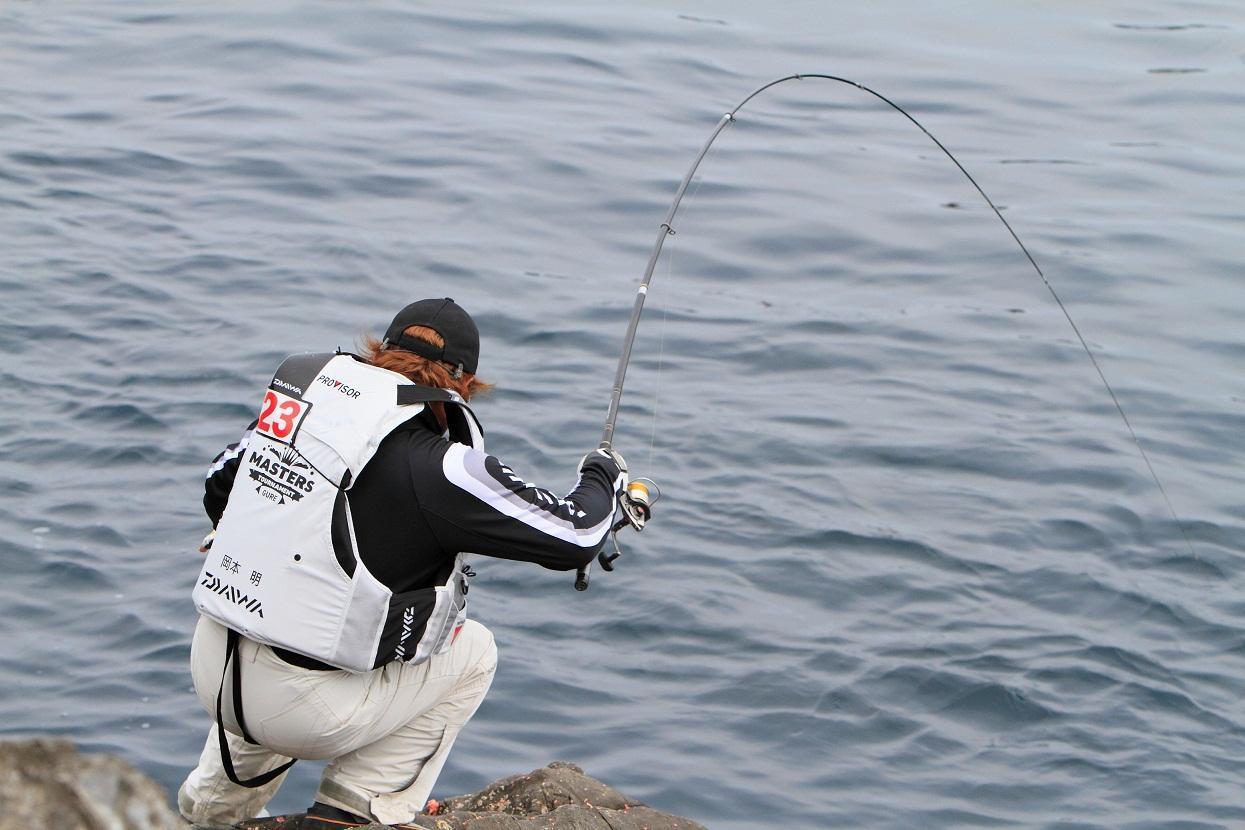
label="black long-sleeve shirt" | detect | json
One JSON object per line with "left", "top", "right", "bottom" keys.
{"left": 204, "top": 405, "right": 623, "bottom": 597}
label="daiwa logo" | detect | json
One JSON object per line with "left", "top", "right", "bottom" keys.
{"left": 200, "top": 571, "right": 264, "bottom": 618}
{"left": 272, "top": 379, "right": 303, "bottom": 396}
{"left": 315, "top": 374, "right": 362, "bottom": 399}
{"left": 394, "top": 606, "right": 416, "bottom": 660}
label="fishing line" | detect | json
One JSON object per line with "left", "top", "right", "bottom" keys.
{"left": 599, "top": 73, "right": 1194, "bottom": 556}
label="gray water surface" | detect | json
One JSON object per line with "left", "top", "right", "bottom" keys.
{"left": 2, "top": 2, "right": 1244, "bottom": 828}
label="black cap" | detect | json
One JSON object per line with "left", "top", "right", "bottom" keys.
{"left": 382, "top": 298, "right": 479, "bottom": 376}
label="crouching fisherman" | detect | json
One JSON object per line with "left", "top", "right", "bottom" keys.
{"left": 178, "top": 299, "right": 629, "bottom": 829}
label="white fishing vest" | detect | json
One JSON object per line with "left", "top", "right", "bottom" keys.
{"left": 192, "top": 352, "right": 484, "bottom": 673}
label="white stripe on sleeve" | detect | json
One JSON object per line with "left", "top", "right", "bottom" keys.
{"left": 205, "top": 427, "right": 253, "bottom": 479}
{"left": 442, "top": 444, "right": 617, "bottom": 548}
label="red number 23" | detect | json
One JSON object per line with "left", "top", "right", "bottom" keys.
{"left": 257, "top": 391, "right": 302, "bottom": 438}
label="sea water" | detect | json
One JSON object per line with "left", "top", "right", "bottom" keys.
{"left": 1, "top": 2, "right": 1243, "bottom": 827}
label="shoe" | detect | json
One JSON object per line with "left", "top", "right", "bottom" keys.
{"left": 300, "top": 803, "right": 370, "bottom": 828}
{"left": 301, "top": 801, "right": 425, "bottom": 829}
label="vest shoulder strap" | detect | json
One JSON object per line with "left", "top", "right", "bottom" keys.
{"left": 396, "top": 385, "right": 455, "bottom": 405}
{"left": 270, "top": 353, "right": 336, "bottom": 399}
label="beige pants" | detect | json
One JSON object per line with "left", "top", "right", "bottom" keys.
{"left": 178, "top": 615, "right": 496, "bottom": 827}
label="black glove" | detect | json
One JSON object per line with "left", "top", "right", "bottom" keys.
{"left": 579, "top": 448, "right": 628, "bottom": 488}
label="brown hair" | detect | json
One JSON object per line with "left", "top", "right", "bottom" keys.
{"left": 361, "top": 325, "right": 493, "bottom": 401}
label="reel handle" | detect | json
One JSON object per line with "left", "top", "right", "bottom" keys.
{"left": 573, "top": 477, "right": 659, "bottom": 591}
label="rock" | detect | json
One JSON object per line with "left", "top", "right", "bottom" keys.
{"left": 0, "top": 738, "right": 182, "bottom": 830}
{"left": 440, "top": 761, "right": 635, "bottom": 815}
{"left": 234, "top": 762, "right": 705, "bottom": 830}
{"left": 0, "top": 739, "right": 702, "bottom": 830}
{"left": 403, "top": 762, "right": 707, "bottom": 830}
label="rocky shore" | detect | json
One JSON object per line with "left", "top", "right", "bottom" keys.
{"left": 0, "top": 739, "right": 706, "bottom": 830}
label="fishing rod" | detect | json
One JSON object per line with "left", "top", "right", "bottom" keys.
{"left": 575, "top": 73, "right": 1193, "bottom": 591}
